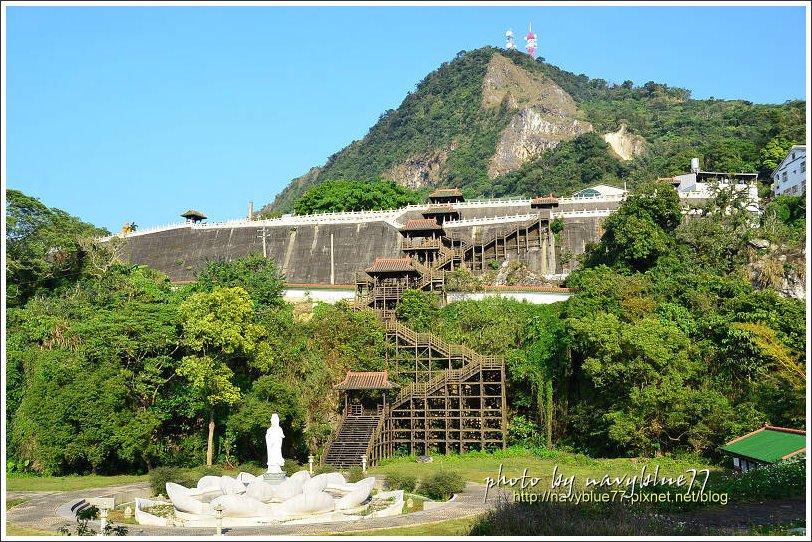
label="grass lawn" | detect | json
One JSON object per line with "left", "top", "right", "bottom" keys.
{"left": 334, "top": 516, "right": 480, "bottom": 536}
{"left": 5, "top": 474, "right": 149, "bottom": 493}
{"left": 6, "top": 497, "right": 29, "bottom": 510}
{"left": 368, "top": 448, "right": 723, "bottom": 491}
{"left": 5, "top": 523, "right": 58, "bottom": 536}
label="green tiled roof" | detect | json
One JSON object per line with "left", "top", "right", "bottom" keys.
{"left": 720, "top": 427, "right": 806, "bottom": 463}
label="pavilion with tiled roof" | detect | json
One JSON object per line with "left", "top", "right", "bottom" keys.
{"left": 400, "top": 218, "right": 444, "bottom": 232}
{"left": 181, "top": 209, "right": 207, "bottom": 223}
{"left": 335, "top": 371, "right": 399, "bottom": 417}
{"left": 364, "top": 257, "right": 419, "bottom": 275}
{"left": 421, "top": 204, "right": 460, "bottom": 224}
{"left": 428, "top": 187, "right": 465, "bottom": 204}
{"left": 720, "top": 425, "right": 806, "bottom": 472}
{"left": 530, "top": 193, "right": 560, "bottom": 209}
{"left": 399, "top": 218, "right": 445, "bottom": 244}
{"left": 359, "top": 258, "right": 422, "bottom": 319}
{"left": 335, "top": 371, "right": 397, "bottom": 390}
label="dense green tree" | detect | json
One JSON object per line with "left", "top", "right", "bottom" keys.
{"left": 8, "top": 263, "right": 185, "bottom": 473}
{"left": 759, "top": 136, "right": 794, "bottom": 175}
{"left": 761, "top": 195, "right": 806, "bottom": 244}
{"left": 178, "top": 287, "right": 262, "bottom": 466}
{"left": 395, "top": 289, "right": 440, "bottom": 331}
{"left": 492, "top": 133, "right": 628, "bottom": 198}
{"left": 6, "top": 189, "right": 108, "bottom": 306}
{"left": 292, "top": 179, "right": 422, "bottom": 215}
{"left": 676, "top": 182, "right": 755, "bottom": 274}
{"left": 581, "top": 181, "right": 682, "bottom": 272}
{"left": 194, "top": 254, "right": 286, "bottom": 313}
{"left": 225, "top": 376, "right": 306, "bottom": 465}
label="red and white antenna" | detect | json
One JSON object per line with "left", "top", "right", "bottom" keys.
{"left": 524, "top": 22, "right": 537, "bottom": 58}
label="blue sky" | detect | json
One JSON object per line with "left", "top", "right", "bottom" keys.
{"left": 5, "top": 4, "right": 808, "bottom": 232}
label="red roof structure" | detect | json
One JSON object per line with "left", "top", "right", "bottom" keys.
{"left": 365, "top": 257, "right": 418, "bottom": 274}
{"left": 335, "top": 371, "right": 397, "bottom": 390}
{"left": 399, "top": 218, "right": 443, "bottom": 232}
{"left": 530, "top": 194, "right": 559, "bottom": 207}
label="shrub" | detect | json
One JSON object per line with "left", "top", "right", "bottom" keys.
{"left": 58, "top": 505, "right": 129, "bottom": 536}
{"left": 469, "top": 499, "right": 688, "bottom": 536}
{"left": 417, "top": 470, "right": 465, "bottom": 501}
{"left": 716, "top": 458, "right": 806, "bottom": 501}
{"left": 148, "top": 467, "right": 197, "bottom": 497}
{"left": 282, "top": 459, "right": 302, "bottom": 477}
{"left": 384, "top": 471, "right": 417, "bottom": 493}
{"left": 314, "top": 464, "right": 338, "bottom": 475}
{"left": 346, "top": 466, "right": 365, "bottom": 483}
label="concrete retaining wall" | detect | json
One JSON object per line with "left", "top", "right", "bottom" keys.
{"left": 121, "top": 203, "right": 617, "bottom": 283}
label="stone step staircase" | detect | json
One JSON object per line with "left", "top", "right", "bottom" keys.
{"left": 322, "top": 415, "right": 382, "bottom": 468}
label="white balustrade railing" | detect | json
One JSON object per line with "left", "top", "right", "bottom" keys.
{"left": 678, "top": 190, "right": 709, "bottom": 198}
{"left": 551, "top": 209, "right": 615, "bottom": 218}
{"left": 441, "top": 214, "right": 536, "bottom": 228}
{"left": 99, "top": 221, "right": 190, "bottom": 241}
{"left": 101, "top": 194, "right": 638, "bottom": 240}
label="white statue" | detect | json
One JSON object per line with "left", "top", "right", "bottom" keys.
{"left": 265, "top": 413, "right": 285, "bottom": 473}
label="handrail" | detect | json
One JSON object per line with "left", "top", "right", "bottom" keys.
{"left": 442, "top": 213, "right": 536, "bottom": 228}
{"left": 443, "top": 216, "right": 542, "bottom": 260}
{"left": 401, "top": 238, "right": 442, "bottom": 250}
{"left": 364, "top": 413, "right": 386, "bottom": 467}
{"left": 384, "top": 320, "right": 503, "bottom": 409}
{"left": 320, "top": 415, "right": 345, "bottom": 465}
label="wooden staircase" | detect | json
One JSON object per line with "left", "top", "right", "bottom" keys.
{"left": 384, "top": 320, "right": 504, "bottom": 409}
{"left": 384, "top": 320, "right": 500, "bottom": 369}
{"left": 322, "top": 415, "right": 382, "bottom": 468}
{"left": 443, "top": 216, "right": 545, "bottom": 269}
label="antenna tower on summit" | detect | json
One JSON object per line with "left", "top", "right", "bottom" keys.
{"left": 505, "top": 29, "right": 516, "bottom": 50}
{"left": 524, "top": 22, "right": 537, "bottom": 58}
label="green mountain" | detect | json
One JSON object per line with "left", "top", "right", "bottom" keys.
{"left": 263, "top": 46, "right": 805, "bottom": 213}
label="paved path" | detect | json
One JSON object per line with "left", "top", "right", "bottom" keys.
{"left": 6, "top": 482, "right": 499, "bottom": 536}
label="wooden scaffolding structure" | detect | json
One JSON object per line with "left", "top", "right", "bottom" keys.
{"left": 326, "top": 188, "right": 562, "bottom": 466}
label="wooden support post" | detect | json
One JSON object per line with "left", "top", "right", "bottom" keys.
{"left": 501, "top": 363, "right": 507, "bottom": 449}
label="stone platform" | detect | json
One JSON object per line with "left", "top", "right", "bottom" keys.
{"left": 6, "top": 481, "right": 503, "bottom": 536}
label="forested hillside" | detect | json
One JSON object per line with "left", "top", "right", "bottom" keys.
{"left": 6, "top": 185, "right": 805, "bottom": 474}
{"left": 264, "top": 47, "right": 805, "bottom": 213}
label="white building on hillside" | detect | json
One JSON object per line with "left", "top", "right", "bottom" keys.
{"left": 572, "top": 184, "right": 627, "bottom": 199}
{"left": 771, "top": 145, "right": 806, "bottom": 196}
{"left": 664, "top": 158, "right": 760, "bottom": 214}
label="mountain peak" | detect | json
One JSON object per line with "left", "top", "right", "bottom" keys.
{"left": 264, "top": 47, "right": 587, "bottom": 213}
{"left": 262, "top": 46, "right": 805, "bottom": 214}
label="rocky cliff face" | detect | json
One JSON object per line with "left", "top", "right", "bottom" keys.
{"left": 386, "top": 143, "right": 457, "bottom": 190}
{"left": 747, "top": 242, "right": 806, "bottom": 300}
{"left": 603, "top": 124, "right": 646, "bottom": 161}
{"left": 484, "top": 53, "right": 593, "bottom": 178}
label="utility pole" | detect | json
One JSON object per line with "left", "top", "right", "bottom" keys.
{"left": 257, "top": 226, "right": 268, "bottom": 258}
